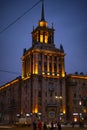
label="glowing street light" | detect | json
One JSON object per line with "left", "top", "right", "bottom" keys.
{"left": 55, "top": 96, "right": 62, "bottom": 121}
{"left": 55, "top": 96, "right": 62, "bottom": 100}
{"left": 79, "top": 101, "right": 82, "bottom": 106}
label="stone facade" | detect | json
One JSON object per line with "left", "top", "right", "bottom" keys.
{"left": 66, "top": 74, "right": 87, "bottom": 123}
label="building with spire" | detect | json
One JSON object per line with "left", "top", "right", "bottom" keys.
{"left": 0, "top": 1, "right": 87, "bottom": 124}
{"left": 21, "top": 0, "right": 66, "bottom": 120}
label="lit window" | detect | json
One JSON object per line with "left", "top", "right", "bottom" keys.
{"left": 45, "top": 35, "right": 48, "bottom": 43}
{"left": 40, "top": 35, "right": 43, "bottom": 43}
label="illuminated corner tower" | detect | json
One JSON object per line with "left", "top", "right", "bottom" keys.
{"left": 21, "top": 0, "right": 66, "bottom": 120}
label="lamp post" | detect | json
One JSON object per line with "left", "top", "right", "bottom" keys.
{"left": 79, "top": 100, "right": 85, "bottom": 127}
{"left": 55, "top": 96, "right": 62, "bottom": 121}
{"left": 79, "top": 100, "right": 82, "bottom": 121}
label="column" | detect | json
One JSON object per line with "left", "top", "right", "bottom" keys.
{"left": 38, "top": 30, "right": 40, "bottom": 42}
{"left": 29, "top": 56, "right": 31, "bottom": 74}
{"left": 25, "top": 60, "right": 26, "bottom": 77}
{"left": 22, "top": 60, "right": 25, "bottom": 78}
{"left": 52, "top": 56, "right": 54, "bottom": 75}
{"left": 42, "top": 54, "right": 44, "bottom": 74}
{"left": 47, "top": 55, "right": 49, "bottom": 74}
{"left": 33, "top": 53, "right": 35, "bottom": 74}
{"left": 26, "top": 58, "right": 28, "bottom": 76}
{"left": 61, "top": 57, "right": 65, "bottom": 77}
{"left": 35, "top": 53, "right": 38, "bottom": 74}
{"left": 57, "top": 57, "right": 59, "bottom": 76}
{"left": 28, "top": 56, "right": 30, "bottom": 75}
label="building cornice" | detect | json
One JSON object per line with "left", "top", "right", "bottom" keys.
{"left": 66, "top": 74, "right": 87, "bottom": 80}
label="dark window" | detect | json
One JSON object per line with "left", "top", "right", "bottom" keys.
{"left": 54, "top": 56, "right": 57, "bottom": 61}
{"left": 39, "top": 61, "right": 42, "bottom": 66}
{"left": 38, "top": 54, "right": 42, "bottom": 59}
{"left": 44, "top": 55, "right": 47, "bottom": 60}
{"left": 38, "top": 91, "right": 41, "bottom": 97}
{"left": 50, "top": 92, "right": 52, "bottom": 97}
{"left": 45, "top": 92, "right": 47, "bottom": 97}
{"left": 74, "top": 93, "right": 76, "bottom": 98}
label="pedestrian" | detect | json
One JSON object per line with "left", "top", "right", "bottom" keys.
{"left": 43, "top": 122, "right": 47, "bottom": 130}
{"left": 72, "top": 121, "right": 74, "bottom": 127}
{"left": 51, "top": 121, "right": 54, "bottom": 130}
{"left": 38, "top": 120, "right": 42, "bottom": 130}
{"left": 57, "top": 122, "right": 61, "bottom": 130}
{"left": 33, "top": 120, "right": 37, "bottom": 130}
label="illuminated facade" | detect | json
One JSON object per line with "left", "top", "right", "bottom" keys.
{"left": 66, "top": 73, "right": 87, "bottom": 123}
{"left": 0, "top": 1, "right": 87, "bottom": 124}
{"left": 0, "top": 77, "right": 22, "bottom": 123}
{"left": 21, "top": 1, "right": 66, "bottom": 121}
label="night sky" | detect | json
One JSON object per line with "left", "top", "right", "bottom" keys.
{"left": 0, "top": 0, "right": 87, "bottom": 86}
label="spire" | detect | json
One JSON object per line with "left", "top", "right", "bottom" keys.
{"left": 41, "top": 0, "right": 45, "bottom": 21}
{"left": 60, "top": 43, "right": 64, "bottom": 52}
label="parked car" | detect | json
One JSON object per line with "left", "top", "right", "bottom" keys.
{"left": 15, "top": 117, "right": 31, "bottom": 127}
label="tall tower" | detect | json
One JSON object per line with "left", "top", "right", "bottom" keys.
{"left": 21, "top": 0, "right": 66, "bottom": 120}
{"left": 32, "top": 0, "right": 54, "bottom": 47}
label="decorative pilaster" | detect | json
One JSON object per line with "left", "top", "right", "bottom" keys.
{"left": 33, "top": 53, "right": 35, "bottom": 74}
{"left": 61, "top": 57, "right": 65, "bottom": 77}
{"left": 57, "top": 57, "right": 59, "bottom": 76}
{"left": 52, "top": 56, "right": 54, "bottom": 75}
{"left": 26, "top": 58, "right": 28, "bottom": 76}
{"left": 42, "top": 54, "right": 44, "bottom": 74}
{"left": 22, "top": 60, "right": 25, "bottom": 78}
{"left": 29, "top": 56, "right": 31, "bottom": 74}
{"left": 35, "top": 53, "right": 38, "bottom": 74}
{"left": 47, "top": 55, "right": 49, "bottom": 74}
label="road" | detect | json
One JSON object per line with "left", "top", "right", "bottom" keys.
{"left": 0, "top": 125, "right": 86, "bottom": 130}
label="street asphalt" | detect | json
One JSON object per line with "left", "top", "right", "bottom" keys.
{"left": 0, "top": 125, "right": 87, "bottom": 130}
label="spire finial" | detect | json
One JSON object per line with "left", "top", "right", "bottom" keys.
{"left": 41, "top": 0, "right": 45, "bottom": 21}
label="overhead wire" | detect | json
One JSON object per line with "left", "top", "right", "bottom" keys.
{"left": 0, "top": 0, "right": 43, "bottom": 86}
{"left": 0, "top": 0, "right": 42, "bottom": 34}
{"left": 0, "top": 69, "right": 21, "bottom": 75}
{"left": 0, "top": 80, "right": 6, "bottom": 85}
{"left": 0, "top": 69, "right": 21, "bottom": 86}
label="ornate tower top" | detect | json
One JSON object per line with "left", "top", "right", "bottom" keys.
{"left": 38, "top": 0, "right": 48, "bottom": 27}
{"left": 32, "top": 0, "right": 55, "bottom": 47}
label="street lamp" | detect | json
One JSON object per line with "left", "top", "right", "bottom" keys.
{"left": 79, "top": 100, "right": 82, "bottom": 121}
{"left": 55, "top": 96, "right": 62, "bottom": 100}
{"left": 55, "top": 96, "right": 62, "bottom": 121}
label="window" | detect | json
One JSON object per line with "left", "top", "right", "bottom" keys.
{"left": 45, "top": 35, "right": 48, "bottom": 43}
{"left": 54, "top": 63, "right": 57, "bottom": 71}
{"left": 54, "top": 56, "right": 57, "bottom": 61}
{"left": 45, "top": 92, "right": 47, "bottom": 97}
{"left": 44, "top": 55, "right": 47, "bottom": 60}
{"left": 55, "top": 92, "right": 57, "bottom": 96}
{"left": 38, "top": 91, "right": 41, "bottom": 97}
{"left": 49, "top": 56, "right": 52, "bottom": 61}
{"left": 40, "top": 35, "right": 43, "bottom": 43}
{"left": 39, "top": 61, "right": 42, "bottom": 66}
{"left": 73, "top": 100, "right": 76, "bottom": 105}
{"left": 74, "top": 93, "right": 76, "bottom": 98}
{"left": 38, "top": 54, "right": 42, "bottom": 59}
{"left": 50, "top": 92, "right": 52, "bottom": 97}
{"left": 49, "top": 83, "right": 54, "bottom": 91}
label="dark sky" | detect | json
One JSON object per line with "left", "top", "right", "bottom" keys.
{"left": 0, "top": 0, "right": 87, "bottom": 86}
